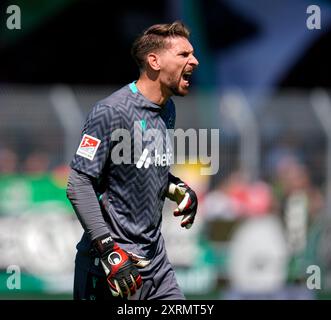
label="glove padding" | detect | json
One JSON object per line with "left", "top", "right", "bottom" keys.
{"left": 93, "top": 234, "right": 144, "bottom": 298}
{"left": 167, "top": 181, "right": 198, "bottom": 229}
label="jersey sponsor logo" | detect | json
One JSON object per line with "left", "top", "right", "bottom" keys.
{"left": 136, "top": 148, "right": 151, "bottom": 169}
{"left": 76, "top": 134, "right": 101, "bottom": 160}
{"left": 136, "top": 148, "right": 172, "bottom": 169}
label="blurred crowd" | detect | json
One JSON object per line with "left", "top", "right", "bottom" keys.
{"left": 0, "top": 146, "right": 69, "bottom": 180}
{"left": 0, "top": 147, "right": 52, "bottom": 174}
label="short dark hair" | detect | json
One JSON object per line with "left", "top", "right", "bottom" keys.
{"left": 131, "top": 21, "right": 190, "bottom": 70}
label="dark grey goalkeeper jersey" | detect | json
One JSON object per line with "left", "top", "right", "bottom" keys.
{"left": 70, "top": 82, "right": 176, "bottom": 266}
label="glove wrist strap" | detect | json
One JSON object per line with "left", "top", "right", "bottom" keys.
{"left": 93, "top": 233, "right": 115, "bottom": 257}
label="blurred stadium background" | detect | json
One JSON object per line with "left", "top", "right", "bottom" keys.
{"left": 1, "top": 0, "right": 331, "bottom": 299}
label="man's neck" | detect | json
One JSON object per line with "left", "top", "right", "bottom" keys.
{"left": 136, "top": 75, "right": 170, "bottom": 106}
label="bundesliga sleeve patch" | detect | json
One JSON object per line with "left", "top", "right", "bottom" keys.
{"left": 76, "top": 134, "right": 101, "bottom": 160}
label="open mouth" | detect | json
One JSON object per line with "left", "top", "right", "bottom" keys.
{"left": 182, "top": 71, "right": 192, "bottom": 82}
{"left": 182, "top": 71, "right": 193, "bottom": 87}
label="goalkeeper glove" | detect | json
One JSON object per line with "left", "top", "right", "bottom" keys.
{"left": 93, "top": 234, "right": 143, "bottom": 298}
{"left": 166, "top": 176, "right": 198, "bottom": 229}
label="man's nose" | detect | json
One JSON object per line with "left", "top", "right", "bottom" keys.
{"left": 190, "top": 55, "right": 199, "bottom": 67}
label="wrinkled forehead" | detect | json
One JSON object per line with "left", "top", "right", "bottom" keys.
{"left": 164, "top": 36, "right": 194, "bottom": 53}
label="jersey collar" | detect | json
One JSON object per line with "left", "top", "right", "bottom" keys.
{"left": 129, "top": 81, "right": 139, "bottom": 94}
{"left": 129, "top": 81, "right": 166, "bottom": 111}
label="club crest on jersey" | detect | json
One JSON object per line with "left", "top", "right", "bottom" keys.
{"left": 76, "top": 134, "right": 101, "bottom": 160}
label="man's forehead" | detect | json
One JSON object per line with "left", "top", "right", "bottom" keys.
{"left": 166, "top": 37, "right": 194, "bottom": 52}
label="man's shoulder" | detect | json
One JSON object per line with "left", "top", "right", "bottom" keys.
{"left": 96, "top": 84, "right": 132, "bottom": 110}
{"left": 84, "top": 84, "right": 132, "bottom": 122}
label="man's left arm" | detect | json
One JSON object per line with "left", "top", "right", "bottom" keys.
{"left": 165, "top": 173, "right": 198, "bottom": 229}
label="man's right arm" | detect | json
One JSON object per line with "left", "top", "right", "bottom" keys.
{"left": 66, "top": 167, "right": 143, "bottom": 298}
{"left": 66, "top": 167, "right": 109, "bottom": 241}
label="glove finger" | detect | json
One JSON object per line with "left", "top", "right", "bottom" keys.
{"left": 178, "top": 193, "right": 190, "bottom": 212}
{"left": 117, "top": 277, "right": 134, "bottom": 298}
{"left": 173, "top": 208, "right": 182, "bottom": 216}
{"left": 124, "top": 266, "right": 142, "bottom": 290}
{"left": 181, "top": 214, "right": 194, "bottom": 228}
{"left": 122, "top": 279, "right": 131, "bottom": 299}
{"left": 109, "top": 279, "right": 123, "bottom": 298}
{"left": 130, "top": 274, "right": 137, "bottom": 293}
{"left": 126, "top": 251, "right": 151, "bottom": 268}
{"left": 175, "top": 204, "right": 196, "bottom": 215}
{"left": 110, "top": 288, "right": 120, "bottom": 297}
{"left": 124, "top": 275, "right": 137, "bottom": 297}
{"left": 133, "top": 259, "right": 151, "bottom": 268}
{"left": 174, "top": 194, "right": 192, "bottom": 216}
{"left": 134, "top": 273, "right": 143, "bottom": 289}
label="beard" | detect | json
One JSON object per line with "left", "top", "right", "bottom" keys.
{"left": 169, "top": 85, "right": 185, "bottom": 97}
{"left": 167, "top": 75, "right": 188, "bottom": 97}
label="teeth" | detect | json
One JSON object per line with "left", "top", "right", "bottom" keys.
{"left": 183, "top": 72, "right": 192, "bottom": 81}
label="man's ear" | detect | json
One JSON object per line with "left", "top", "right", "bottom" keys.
{"left": 146, "top": 53, "right": 161, "bottom": 71}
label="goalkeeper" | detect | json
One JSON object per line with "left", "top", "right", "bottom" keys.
{"left": 66, "top": 21, "right": 199, "bottom": 300}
